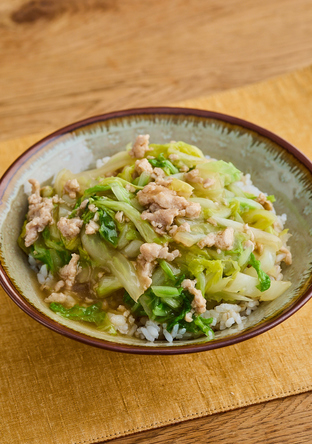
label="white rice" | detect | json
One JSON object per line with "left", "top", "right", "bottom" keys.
{"left": 275, "top": 213, "right": 287, "bottom": 232}
{"left": 37, "top": 264, "right": 54, "bottom": 287}
{"left": 234, "top": 174, "right": 262, "bottom": 196}
{"left": 122, "top": 300, "right": 259, "bottom": 343}
{"left": 201, "top": 301, "right": 259, "bottom": 331}
{"left": 136, "top": 320, "right": 190, "bottom": 343}
{"left": 28, "top": 254, "right": 39, "bottom": 272}
{"left": 96, "top": 156, "right": 110, "bottom": 169}
{"left": 138, "top": 321, "right": 161, "bottom": 342}
{"left": 162, "top": 323, "right": 189, "bottom": 342}
{"left": 107, "top": 306, "right": 138, "bottom": 336}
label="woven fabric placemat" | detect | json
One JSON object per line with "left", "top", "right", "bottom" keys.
{"left": 1, "top": 66, "right": 312, "bottom": 444}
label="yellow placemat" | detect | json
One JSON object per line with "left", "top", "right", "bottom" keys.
{"left": 1, "top": 66, "right": 312, "bottom": 444}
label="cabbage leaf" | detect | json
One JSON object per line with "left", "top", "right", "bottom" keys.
{"left": 249, "top": 252, "right": 271, "bottom": 292}
{"left": 50, "top": 302, "right": 107, "bottom": 326}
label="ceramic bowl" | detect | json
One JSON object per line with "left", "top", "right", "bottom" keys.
{"left": 1, "top": 107, "right": 312, "bottom": 354}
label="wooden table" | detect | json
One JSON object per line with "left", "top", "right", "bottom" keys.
{"left": 1, "top": 1, "right": 312, "bottom": 442}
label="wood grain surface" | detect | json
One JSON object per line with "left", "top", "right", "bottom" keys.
{"left": 111, "top": 392, "right": 312, "bottom": 444}
{"left": 1, "top": 1, "right": 312, "bottom": 443}
{"left": 1, "top": 0, "right": 312, "bottom": 143}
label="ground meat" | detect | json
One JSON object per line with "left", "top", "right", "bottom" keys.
{"left": 139, "top": 243, "right": 162, "bottom": 262}
{"left": 59, "top": 253, "right": 80, "bottom": 290}
{"left": 85, "top": 219, "right": 100, "bottom": 235}
{"left": 139, "top": 242, "right": 180, "bottom": 262}
{"left": 45, "top": 292, "right": 67, "bottom": 304}
{"left": 154, "top": 177, "right": 173, "bottom": 187}
{"left": 28, "top": 178, "right": 41, "bottom": 198}
{"left": 136, "top": 256, "right": 155, "bottom": 290}
{"left": 129, "top": 134, "right": 150, "bottom": 158}
{"left": 88, "top": 203, "right": 98, "bottom": 213}
{"left": 254, "top": 242, "right": 264, "bottom": 255}
{"left": 44, "top": 292, "right": 76, "bottom": 308}
{"left": 168, "top": 154, "right": 179, "bottom": 161}
{"left": 181, "top": 279, "right": 206, "bottom": 315}
{"left": 268, "top": 264, "right": 284, "bottom": 281}
{"left": 54, "top": 280, "right": 65, "bottom": 292}
{"left": 184, "top": 169, "right": 215, "bottom": 188}
{"left": 141, "top": 208, "right": 180, "bottom": 234}
{"left": 197, "top": 233, "right": 215, "bottom": 249}
{"left": 125, "top": 184, "right": 136, "bottom": 192}
{"left": 135, "top": 158, "right": 153, "bottom": 175}
{"left": 243, "top": 223, "right": 255, "bottom": 242}
{"left": 70, "top": 199, "right": 88, "bottom": 216}
{"left": 24, "top": 179, "right": 54, "bottom": 247}
{"left": 279, "top": 246, "right": 292, "bottom": 265}
{"left": 243, "top": 240, "right": 255, "bottom": 251}
{"left": 179, "top": 222, "right": 191, "bottom": 232}
{"left": 137, "top": 183, "right": 173, "bottom": 207}
{"left": 256, "top": 192, "right": 273, "bottom": 211}
{"left": 115, "top": 211, "right": 124, "bottom": 223}
{"left": 184, "top": 312, "right": 193, "bottom": 322}
{"left": 137, "top": 182, "right": 200, "bottom": 218}
{"left": 179, "top": 165, "right": 189, "bottom": 172}
{"left": 184, "top": 169, "right": 202, "bottom": 184}
{"left": 207, "top": 217, "right": 218, "bottom": 226}
{"left": 184, "top": 202, "right": 201, "bottom": 218}
{"left": 63, "top": 179, "right": 81, "bottom": 199}
{"left": 134, "top": 158, "right": 166, "bottom": 182}
{"left": 159, "top": 245, "right": 181, "bottom": 261}
{"left": 57, "top": 217, "right": 83, "bottom": 239}
{"left": 203, "top": 178, "right": 215, "bottom": 188}
{"left": 168, "top": 222, "right": 191, "bottom": 236}
{"left": 215, "top": 227, "right": 235, "bottom": 250}
{"left": 197, "top": 227, "right": 235, "bottom": 251}
{"left": 151, "top": 167, "right": 166, "bottom": 181}
{"left": 137, "top": 183, "right": 200, "bottom": 234}
{"left": 136, "top": 242, "right": 180, "bottom": 290}
{"left": 68, "top": 198, "right": 89, "bottom": 217}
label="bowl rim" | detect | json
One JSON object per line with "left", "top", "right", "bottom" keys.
{"left": 1, "top": 106, "right": 312, "bottom": 355}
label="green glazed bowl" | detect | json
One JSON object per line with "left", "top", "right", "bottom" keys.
{"left": 1, "top": 107, "right": 312, "bottom": 354}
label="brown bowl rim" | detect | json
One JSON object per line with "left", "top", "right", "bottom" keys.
{"left": 1, "top": 106, "right": 312, "bottom": 355}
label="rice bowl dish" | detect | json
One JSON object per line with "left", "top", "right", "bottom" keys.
{"left": 18, "top": 134, "right": 293, "bottom": 344}
{"left": 1, "top": 107, "right": 311, "bottom": 354}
